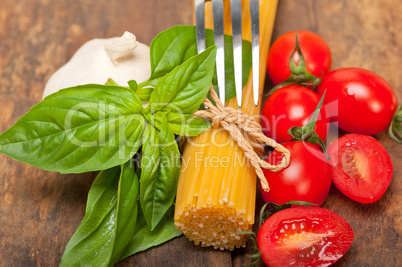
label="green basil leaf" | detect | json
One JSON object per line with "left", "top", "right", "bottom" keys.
{"left": 147, "top": 25, "right": 198, "bottom": 84}
{"left": 144, "top": 25, "right": 252, "bottom": 102}
{"left": 166, "top": 112, "right": 211, "bottom": 136}
{"left": 205, "top": 29, "right": 252, "bottom": 101}
{"left": 136, "top": 86, "right": 153, "bottom": 102}
{"left": 0, "top": 84, "right": 145, "bottom": 173}
{"left": 60, "top": 161, "right": 140, "bottom": 267}
{"left": 106, "top": 78, "right": 119, "bottom": 86}
{"left": 127, "top": 80, "right": 138, "bottom": 92}
{"left": 110, "top": 161, "right": 140, "bottom": 263}
{"left": 139, "top": 78, "right": 158, "bottom": 88}
{"left": 118, "top": 204, "right": 181, "bottom": 260}
{"left": 147, "top": 45, "right": 217, "bottom": 115}
{"left": 60, "top": 167, "right": 120, "bottom": 266}
{"left": 140, "top": 119, "right": 181, "bottom": 230}
{"left": 140, "top": 123, "right": 161, "bottom": 184}
{"left": 128, "top": 79, "right": 153, "bottom": 101}
{"left": 144, "top": 111, "right": 166, "bottom": 131}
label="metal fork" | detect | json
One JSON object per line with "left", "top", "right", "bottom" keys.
{"left": 194, "top": 0, "right": 260, "bottom": 108}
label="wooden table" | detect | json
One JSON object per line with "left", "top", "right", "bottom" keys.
{"left": 0, "top": 0, "right": 401, "bottom": 266}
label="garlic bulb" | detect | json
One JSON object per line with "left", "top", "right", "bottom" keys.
{"left": 42, "top": 31, "right": 151, "bottom": 99}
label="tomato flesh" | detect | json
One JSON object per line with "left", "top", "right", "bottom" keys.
{"left": 261, "top": 141, "right": 331, "bottom": 206}
{"left": 258, "top": 207, "right": 354, "bottom": 267}
{"left": 328, "top": 134, "right": 393, "bottom": 203}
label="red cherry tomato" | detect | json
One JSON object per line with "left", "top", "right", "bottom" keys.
{"left": 257, "top": 206, "right": 354, "bottom": 267}
{"left": 261, "top": 85, "right": 330, "bottom": 144}
{"left": 328, "top": 134, "right": 393, "bottom": 203}
{"left": 267, "top": 30, "right": 332, "bottom": 85}
{"left": 317, "top": 68, "right": 398, "bottom": 135}
{"left": 260, "top": 141, "right": 331, "bottom": 206}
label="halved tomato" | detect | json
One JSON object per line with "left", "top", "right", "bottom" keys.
{"left": 257, "top": 207, "right": 354, "bottom": 267}
{"left": 328, "top": 134, "right": 393, "bottom": 203}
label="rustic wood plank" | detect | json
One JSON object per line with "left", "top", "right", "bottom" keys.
{"left": 0, "top": 0, "right": 401, "bottom": 266}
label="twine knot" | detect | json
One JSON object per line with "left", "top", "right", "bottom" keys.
{"left": 212, "top": 113, "right": 233, "bottom": 128}
{"left": 194, "top": 86, "right": 291, "bottom": 192}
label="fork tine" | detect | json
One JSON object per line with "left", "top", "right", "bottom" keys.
{"left": 194, "top": 0, "right": 206, "bottom": 54}
{"left": 230, "top": 0, "right": 243, "bottom": 108}
{"left": 211, "top": 0, "right": 226, "bottom": 106}
{"left": 196, "top": 0, "right": 259, "bottom": 108}
{"left": 250, "top": 0, "right": 260, "bottom": 107}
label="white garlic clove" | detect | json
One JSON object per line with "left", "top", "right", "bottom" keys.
{"left": 43, "top": 32, "right": 151, "bottom": 99}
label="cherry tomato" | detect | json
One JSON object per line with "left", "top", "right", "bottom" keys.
{"left": 328, "top": 134, "right": 393, "bottom": 203}
{"left": 261, "top": 85, "right": 330, "bottom": 144}
{"left": 267, "top": 30, "right": 332, "bottom": 85}
{"left": 257, "top": 206, "right": 354, "bottom": 267}
{"left": 317, "top": 68, "right": 398, "bottom": 135}
{"left": 260, "top": 141, "right": 331, "bottom": 206}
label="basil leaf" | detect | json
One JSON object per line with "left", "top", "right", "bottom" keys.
{"left": 140, "top": 119, "right": 181, "bottom": 230}
{"left": 143, "top": 25, "right": 252, "bottom": 102}
{"left": 60, "top": 161, "right": 140, "bottom": 266}
{"left": 111, "top": 161, "right": 140, "bottom": 263}
{"left": 108, "top": 79, "right": 151, "bottom": 101}
{"left": 106, "top": 78, "right": 119, "bottom": 86}
{"left": 166, "top": 112, "right": 211, "bottom": 136}
{"left": 127, "top": 80, "right": 138, "bottom": 91}
{"left": 127, "top": 79, "right": 153, "bottom": 101}
{"left": 0, "top": 84, "right": 145, "bottom": 173}
{"left": 136, "top": 86, "right": 153, "bottom": 102}
{"left": 205, "top": 29, "right": 252, "bottom": 101}
{"left": 144, "top": 110, "right": 166, "bottom": 131}
{"left": 147, "top": 25, "right": 198, "bottom": 85}
{"left": 60, "top": 167, "right": 120, "bottom": 266}
{"left": 118, "top": 204, "right": 181, "bottom": 260}
{"left": 140, "top": 123, "right": 161, "bottom": 186}
{"left": 147, "top": 45, "right": 217, "bottom": 115}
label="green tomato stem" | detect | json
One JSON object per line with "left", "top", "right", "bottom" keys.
{"left": 288, "top": 91, "right": 330, "bottom": 159}
{"left": 266, "top": 32, "right": 322, "bottom": 98}
{"left": 388, "top": 105, "right": 402, "bottom": 144}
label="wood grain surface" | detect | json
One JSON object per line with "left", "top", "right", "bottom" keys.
{"left": 0, "top": 0, "right": 401, "bottom": 266}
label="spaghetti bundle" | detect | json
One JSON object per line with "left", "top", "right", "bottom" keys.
{"left": 174, "top": 0, "right": 280, "bottom": 250}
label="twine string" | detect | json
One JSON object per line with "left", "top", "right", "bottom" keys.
{"left": 194, "top": 86, "right": 291, "bottom": 192}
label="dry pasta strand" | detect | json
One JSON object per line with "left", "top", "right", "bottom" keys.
{"left": 175, "top": 0, "right": 280, "bottom": 250}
